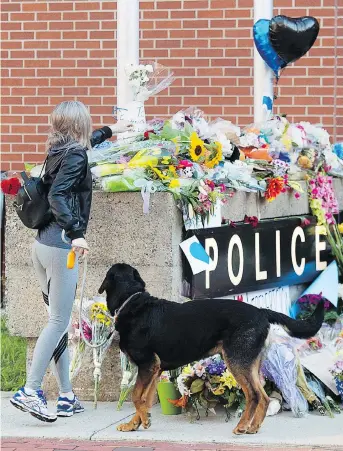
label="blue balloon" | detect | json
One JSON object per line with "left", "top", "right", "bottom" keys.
{"left": 253, "top": 19, "right": 286, "bottom": 78}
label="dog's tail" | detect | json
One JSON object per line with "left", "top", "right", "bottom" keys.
{"left": 262, "top": 299, "right": 324, "bottom": 339}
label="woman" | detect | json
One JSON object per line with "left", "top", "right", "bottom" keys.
{"left": 10, "top": 101, "right": 133, "bottom": 422}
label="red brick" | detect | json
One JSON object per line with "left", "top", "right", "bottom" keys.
{"left": 22, "top": 3, "right": 47, "bottom": 11}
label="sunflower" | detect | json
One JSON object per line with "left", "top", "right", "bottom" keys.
{"left": 205, "top": 142, "right": 223, "bottom": 169}
{"left": 189, "top": 132, "right": 206, "bottom": 162}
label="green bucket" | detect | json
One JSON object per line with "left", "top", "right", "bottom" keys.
{"left": 157, "top": 381, "right": 182, "bottom": 415}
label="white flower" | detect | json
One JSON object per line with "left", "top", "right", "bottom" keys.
{"left": 176, "top": 374, "right": 190, "bottom": 396}
{"left": 240, "top": 132, "right": 259, "bottom": 148}
{"left": 121, "top": 370, "right": 132, "bottom": 386}
{"left": 339, "top": 284, "right": 343, "bottom": 300}
{"left": 146, "top": 64, "right": 154, "bottom": 72}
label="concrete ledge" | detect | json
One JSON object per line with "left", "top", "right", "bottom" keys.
{"left": 4, "top": 182, "right": 343, "bottom": 401}
{"left": 5, "top": 192, "right": 183, "bottom": 338}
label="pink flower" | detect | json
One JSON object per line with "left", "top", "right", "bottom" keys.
{"left": 219, "top": 183, "right": 226, "bottom": 193}
{"left": 199, "top": 193, "right": 208, "bottom": 202}
{"left": 203, "top": 200, "right": 212, "bottom": 211}
{"left": 82, "top": 320, "right": 92, "bottom": 341}
{"left": 244, "top": 215, "right": 259, "bottom": 228}
{"left": 294, "top": 192, "right": 300, "bottom": 199}
{"left": 194, "top": 363, "right": 205, "bottom": 378}
{"left": 301, "top": 217, "right": 311, "bottom": 228}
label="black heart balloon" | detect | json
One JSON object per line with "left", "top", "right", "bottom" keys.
{"left": 269, "top": 15, "right": 320, "bottom": 67}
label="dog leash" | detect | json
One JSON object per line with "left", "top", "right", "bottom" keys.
{"left": 62, "top": 231, "right": 114, "bottom": 349}
{"left": 63, "top": 231, "right": 142, "bottom": 349}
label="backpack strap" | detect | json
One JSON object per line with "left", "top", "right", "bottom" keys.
{"left": 39, "top": 155, "right": 49, "bottom": 179}
{"left": 20, "top": 171, "right": 30, "bottom": 183}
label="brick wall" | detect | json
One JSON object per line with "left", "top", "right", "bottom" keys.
{"left": 1, "top": 0, "right": 342, "bottom": 170}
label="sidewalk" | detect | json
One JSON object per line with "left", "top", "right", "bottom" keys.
{"left": 1, "top": 392, "right": 343, "bottom": 450}
{"left": 2, "top": 438, "right": 340, "bottom": 451}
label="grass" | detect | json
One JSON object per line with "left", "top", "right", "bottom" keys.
{"left": 1, "top": 316, "right": 27, "bottom": 391}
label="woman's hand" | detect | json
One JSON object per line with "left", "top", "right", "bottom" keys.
{"left": 110, "top": 121, "right": 134, "bottom": 135}
{"left": 71, "top": 238, "right": 89, "bottom": 256}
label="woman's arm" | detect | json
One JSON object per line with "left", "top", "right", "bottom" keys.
{"left": 48, "top": 147, "right": 87, "bottom": 240}
{"left": 90, "top": 121, "right": 134, "bottom": 147}
{"left": 90, "top": 126, "right": 113, "bottom": 148}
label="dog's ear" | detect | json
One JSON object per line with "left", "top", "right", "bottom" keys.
{"left": 98, "top": 277, "right": 108, "bottom": 294}
{"left": 133, "top": 268, "right": 146, "bottom": 288}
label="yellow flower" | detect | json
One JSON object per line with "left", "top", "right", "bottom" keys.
{"left": 161, "top": 156, "right": 171, "bottom": 165}
{"left": 220, "top": 370, "right": 237, "bottom": 389}
{"left": 298, "top": 155, "right": 312, "bottom": 169}
{"left": 281, "top": 134, "right": 292, "bottom": 151}
{"left": 212, "top": 384, "right": 225, "bottom": 396}
{"left": 168, "top": 179, "right": 180, "bottom": 189}
{"left": 189, "top": 132, "right": 206, "bottom": 162}
{"left": 91, "top": 302, "right": 108, "bottom": 313}
{"left": 338, "top": 223, "right": 343, "bottom": 234}
{"left": 310, "top": 199, "right": 322, "bottom": 210}
{"left": 168, "top": 165, "right": 177, "bottom": 176}
{"left": 183, "top": 365, "right": 193, "bottom": 375}
{"left": 316, "top": 225, "right": 327, "bottom": 236}
{"left": 205, "top": 142, "right": 223, "bottom": 169}
{"left": 152, "top": 167, "right": 168, "bottom": 180}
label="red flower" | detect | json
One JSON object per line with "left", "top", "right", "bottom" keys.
{"left": 0, "top": 177, "right": 21, "bottom": 196}
{"left": 168, "top": 395, "right": 188, "bottom": 408}
{"left": 265, "top": 177, "right": 284, "bottom": 202}
{"left": 244, "top": 215, "right": 259, "bottom": 228}
{"left": 144, "top": 130, "right": 155, "bottom": 140}
{"left": 205, "top": 180, "right": 215, "bottom": 190}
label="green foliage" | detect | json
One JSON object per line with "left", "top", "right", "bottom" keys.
{"left": 1, "top": 317, "right": 27, "bottom": 391}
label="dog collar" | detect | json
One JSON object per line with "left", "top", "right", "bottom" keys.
{"left": 114, "top": 292, "right": 142, "bottom": 323}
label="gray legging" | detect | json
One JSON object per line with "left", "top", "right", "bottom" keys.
{"left": 26, "top": 240, "right": 78, "bottom": 393}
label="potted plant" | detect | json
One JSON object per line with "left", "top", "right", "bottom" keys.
{"left": 157, "top": 370, "right": 182, "bottom": 415}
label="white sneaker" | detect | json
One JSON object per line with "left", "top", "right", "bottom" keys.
{"left": 10, "top": 387, "right": 57, "bottom": 423}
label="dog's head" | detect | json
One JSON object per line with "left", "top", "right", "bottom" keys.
{"left": 98, "top": 263, "right": 146, "bottom": 315}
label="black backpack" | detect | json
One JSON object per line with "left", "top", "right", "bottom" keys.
{"left": 14, "top": 147, "right": 70, "bottom": 229}
{"left": 14, "top": 158, "right": 53, "bottom": 229}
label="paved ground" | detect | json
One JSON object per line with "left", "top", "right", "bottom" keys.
{"left": 1, "top": 392, "right": 343, "bottom": 450}
{"left": 1, "top": 439, "right": 343, "bottom": 451}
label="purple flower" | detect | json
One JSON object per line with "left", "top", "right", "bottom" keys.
{"left": 207, "top": 360, "right": 226, "bottom": 375}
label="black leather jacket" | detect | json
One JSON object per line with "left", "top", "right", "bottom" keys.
{"left": 43, "top": 126, "right": 112, "bottom": 240}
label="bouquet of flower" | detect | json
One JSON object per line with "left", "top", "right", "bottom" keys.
{"left": 296, "top": 294, "right": 339, "bottom": 325}
{"left": 90, "top": 301, "right": 116, "bottom": 408}
{"left": 0, "top": 172, "right": 21, "bottom": 197}
{"left": 69, "top": 297, "right": 115, "bottom": 408}
{"left": 117, "top": 352, "right": 138, "bottom": 410}
{"left": 262, "top": 338, "right": 308, "bottom": 417}
{"left": 330, "top": 347, "right": 343, "bottom": 403}
{"left": 307, "top": 172, "right": 343, "bottom": 279}
{"left": 69, "top": 318, "right": 91, "bottom": 381}
{"left": 170, "top": 355, "right": 244, "bottom": 419}
{"left": 125, "top": 61, "right": 175, "bottom": 102}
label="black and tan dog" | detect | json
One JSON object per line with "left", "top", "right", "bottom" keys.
{"left": 99, "top": 263, "right": 324, "bottom": 435}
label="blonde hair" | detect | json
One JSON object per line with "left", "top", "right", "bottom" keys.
{"left": 46, "top": 101, "right": 92, "bottom": 150}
